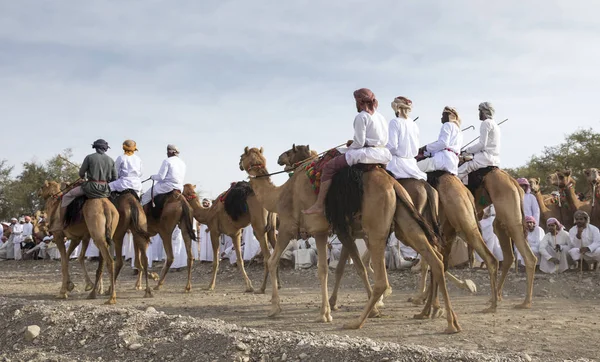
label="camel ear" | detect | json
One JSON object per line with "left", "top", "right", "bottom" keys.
{"left": 292, "top": 144, "right": 296, "bottom": 152}
{"left": 259, "top": 147, "right": 264, "bottom": 154}
{"left": 306, "top": 144, "right": 310, "bottom": 151}
{"left": 584, "top": 169, "right": 590, "bottom": 176}
{"left": 535, "top": 177, "right": 540, "bottom": 183}
{"left": 244, "top": 146, "right": 249, "bottom": 155}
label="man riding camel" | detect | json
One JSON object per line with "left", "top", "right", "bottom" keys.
{"left": 457, "top": 102, "right": 501, "bottom": 184}
{"left": 417, "top": 106, "right": 463, "bottom": 175}
{"left": 303, "top": 88, "right": 392, "bottom": 215}
{"left": 141, "top": 144, "right": 186, "bottom": 206}
{"left": 109, "top": 139, "right": 143, "bottom": 195}
{"left": 60, "top": 139, "right": 117, "bottom": 223}
{"left": 386, "top": 96, "right": 426, "bottom": 180}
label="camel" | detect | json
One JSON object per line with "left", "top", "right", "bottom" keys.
{"left": 529, "top": 178, "right": 562, "bottom": 230}
{"left": 583, "top": 168, "right": 600, "bottom": 228}
{"left": 40, "top": 181, "right": 120, "bottom": 304}
{"left": 469, "top": 168, "right": 536, "bottom": 308}
{"left": 280, "top": 146, "right": 495, "bottom": 313}
{"left": 144, "top": 190, "right": 197, "bottom": 292}
{"left": 240, "top": 146, "right": 460, "bottom": 333}
{"left": 548, "top": 170, "right": 590, "bottom": 230}
{"left": 182, "top": 183, "right": 277, "bottom": 293}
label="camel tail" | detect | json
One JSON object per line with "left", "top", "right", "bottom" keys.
{"left": 128, "top": 198, "right": 152, "bottom": 241}
{"left": 508, "top": 175, "right": 528, "bottom": 237}
{"left": 423, "top": 181, "right": 441, "bottom": 237}
{"left": 265, "top": 212, "right": 277, "bottom": 249}
{"left": 103, "top": 205, "right": 115, "bottom": 246}
{"left": 181, "top": 200, "right": 197, "bottom": 241}
{"left": 392, "top": 180, "right": 440, "bottom": 248}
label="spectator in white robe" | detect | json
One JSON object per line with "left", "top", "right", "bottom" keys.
{"left": 539, "top": 218, "right": 571, "bottom": 274}
{"left": 22, "top": 216, "right": 33, "bottom": 241}
{"left": 0, "top": 222, "right": 5, "bottom": 247}
{"left": 2, "top": 219, "right": 18, "bottom": 259}
{"left": 46, "top": 237, "right": 61, "bottom": 260}
{"left": 475, "top": 205, "right": 503, "bottom": 266}
{"left": 109, "top": 140, "right": 143, "bottom": 194}
{"left": 457, "top": 102, "right": 501, "bottom": 184}
{"left": 568, "top": 210, "right": 600, "bottom": 264}
{"left": 281, "top": 239, "right": 298, "bottom": 266}
{"left": 517, "top": 216, "right": 544, "bottom": 266}
{"left": 417, "top": 107, "right": 463, "bottom": 175}
{"left": 151, "top": 234, "right": 164, "bottom": 262}
{"left": 122, "top": 230, "right": 135, "bottom": 261}
{"left": 220, "top": 234, "right": 235, "bottom": 264}
{"left": 11, "top": 218, "right": 25, "bottom": 260}
{"left": 399, "top": 240, "right": 419, "bottom": 261}
{"left": 386, "top": 96, "right": 426, "bottom": 181}
{"left": 517, "top": 178, "right": 540, "bottom": 226}
{"left": 198, "top": 199, "right": 214, "bottom": 262}
{"left": 170, "top": 226, "right": 188, "bottom": 270}
{"left": 26, "top": 235, "right": 52, "bottom": 259}
{"left": 191, "top": 221, "right": 199, "bottom": 260}
{"left": 141, "top": 144, "right": 186, "bottom": 206}
{"left": 386, "top": 232, "right": 414, "bottom": 270}
{"left": 327, "top": 233, "right": 343, "bottom": 269}
{"left": 294, "top": 230, "right": 317, "bottom": 269}
{"left": 242, "top": 225, "right": 261, "bottom": 261}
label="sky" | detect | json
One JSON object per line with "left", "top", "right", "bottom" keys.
{"left": 1, "top": 0, "right": 599, "bottom": 198}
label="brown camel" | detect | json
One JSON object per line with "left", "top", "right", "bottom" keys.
{"left": 528, "top": 178, "right": 561, "bottom": 230}
{"left": 471, "top": 168, "right": 536, "bottom": 309}
{"left": 583, "top": 168, "right": 600, "bottom": 228}
{"left": 182, "top": 183, "right": 277, "bottom": 293}
{"left": 548, "top": 170, "right": 590, "bottom": 230}
{"left": 280, "top": 146, "right": 493, "bottom": 313}
{"left": 144, "top": 190, "right": 197, "bottom": 292}
{"left": 240, "top": 146, "right": 460, "bottom": 333}
{"left": 40, "top": 181, "right": 120, "bottom": 304}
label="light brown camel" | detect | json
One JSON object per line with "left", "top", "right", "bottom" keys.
{"left": 583, "top": 168, "right": 600, "bottom": 228}
{"left": 40, "top": 181, "right": 120, "bottom": 304}
{"left": 144, "top": 190, "right": 197, "bottom": 292}
{"left": 240, "top": 147, "right": 460, "bottom": 333}
{"left": 280, "top": 146, "right": 493, "bottom": 313}
{"left": 528, "top": 178, "right": 562, "bottom": 230}
{"left": 471, "top": 168, "right": 536, "bottom": 309}
{"left": 548, "top": 170, "right": 590, "bottom": 230}
{"left": 182, "top": 183, "right": 277, "bottom": 293}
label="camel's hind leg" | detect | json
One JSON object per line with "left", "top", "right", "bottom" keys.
{"left": 461, "top": 227, "right": 498, "bottom": 312}
{"left": 88, "top": 252, "right": 105, "bottom": 300}
{"left": 508, "top": 223, "right": 536, "bottom": 309}
{"left": 314, "top": 232, "right": 333, "bottom": 323}
{"left": 232, "top": 231, "right": 254, "bottom": 293}
{"left": 329, "top": 246, "right": 349, "bottom": 311}
{"left": 76, "top": 239, "right": 95, "bottom": 292}
{"left": 409, "top": 259, "right": 430, "bottom": 305}
{"left": 496, "top": 225, "right": 515, "bottom": 303}
{"left": 154, "top": 229, "right": 175, "bottom": 291}
{"left": 56, "top": 234, "right": 76, "bottom": 299}
{"left": 179, "top": 222, "right": 195, "bottom": 293}
{"left": 206, "top": 230, "right": 221, "bottom": 291}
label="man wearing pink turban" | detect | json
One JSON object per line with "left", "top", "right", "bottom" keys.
{"left": 517, "top": 178, "right": 540, "bottom": 226}
{"left": 516, "top": 216, "right": 543, "bottom": 267}
{"left": 538, "top": 218, "right": 571, "bottom": 273}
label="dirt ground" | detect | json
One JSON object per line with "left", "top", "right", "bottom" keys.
{"left": 0, "top": 258, "right": 598, "bottom": 361}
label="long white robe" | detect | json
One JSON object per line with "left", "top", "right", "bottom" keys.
{"left": 517, "top": 226, "right": 544, "bottom": 265}
{"left": 281, "top": 239, "right": 298, "bottom": 263}
{"left": 141, "top": 156, "right": 186, "bottom": 205}
{"left": 539, "top": 230, "right": 571, "bottom": 273}
{"left": 22, "top": 222, "right": 33, "bottom": 239}
{"left": 170, "top": 226, "right": 187, "bottom": 269}
{"left": 85, "top": 239, "right": 100, "bottom": 258}
{"left": 342, "top": 111, "right": 392, "bottom": 166}
{"left": 123, "top": 231, "right": 135, "bottom": 260}
{"left": 328, "top": 235, "right": 343, "bottom": 269}
{"left": 399, "top": 240, "right": 419, "bottom": 260}
{"left": 458, "top": 118, "right": 501, "bottom": 182}
{"left": 568, "top": 224, "right": 600, "bottom": 262}
{"left": 199, "top": 225, "right": 214, "bottom": 261}
{"left": 294, "top": 237, "right": 317, "bottom": 269}
{"left": 418, "top": 122, "right": 463, "bottom": 175}
{"left": 386, "top": 117, "right": 426, "bottom": 180}
{"left": 109, "top": 154, "right": 143, "bottom": 193}
{"left": 10, "top": 224, "right": 24, "bottom": 260}
{"left": 242, "top": 225, "right": 261, "bottom": 261}
{"left": 523, "top": 192, "right": 540, "bottom": 226}
{"left": 385, "top": 233, "right": 403, "bottom": 270}
{"left": 476, "top": 206, "right": 504, "bottom": 262}
{"left": 151, "top": 234, "right": 164, "bottom": 261}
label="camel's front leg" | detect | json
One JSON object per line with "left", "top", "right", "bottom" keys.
{"left": 314, "top": 233, "right": 332, "bottom": 323}
{"left": 232, "top": 232, "right": 254, "bottom": 293}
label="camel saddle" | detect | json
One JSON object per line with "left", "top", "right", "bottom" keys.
{"left": 64, "top": 195, "right": 87, "bottom": 228}
{"left": 426, "top": 170, "right": 451, "bottom": 189}
{"left": 144, "top": 190, "right": 179, "bottom": 220}
{"left": 109, "top": 189, "right": 140, "bottom": 205}
{"left": 219, "top": 181, "right": 253, "bottom": 221}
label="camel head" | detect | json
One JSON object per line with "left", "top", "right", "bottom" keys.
{"left": 552, "top": 169, "right": 575, "bottom": 189}
{"left": 239, "top": 147, "right": 266, "bottom": 176}
{"left": 277, "top": 144, "right": 315, "bottom": 171}
{"left": 183, "top": 183, "right": 197, "bottom": 197}
{"left": 584, "top": 168, "right": 600, "bottom": 187}
{"left": 528, "top": 178, "right": 542, "bottom": 194}
{"left": 39, "top": 180, "right": 61, "bottom": 200}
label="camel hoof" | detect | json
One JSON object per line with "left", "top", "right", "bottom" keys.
{"left": 144, "top": 289, "right": 153, "bottom": 298}
{"left": 85, "top": 283, "right": 94, "bottom": 292}
{"left": 514, "top": 302, "right": 531, "bottom": 309}
{"left": 56, "top": 293, "right": 68, "bottom": 300}
{"left": 150, "top": 272, "right": 160, "bottom": 281}
{"left": 245, "top": 287, "right": 254, "bottom": 293}
{"left": 342, "top": 320, "right": 363, "bottom": 330}
{"left": 314, "top": 314, "right": 333, "bottom": 323}
{"left": 375, "top": 299, "right": 385, "bottom": 309}
{"left": 444, "top": 326, "right": 461, "bottom": 334}
{"left": 330, "top": 304, "right": 340, "bottom": 311}
{"left": 104, "top": 298, "right": 116, "bottom": 305}
{"left": 67, "top": 282, "right": 75, "bottom": 292}
{"left": 135, "top": 285, "right": 142, "bottom": 291}
{"left": 206, "top": 285, "right": 215, "bottom": 291}
{"left": 268, "top": 306, "right": 282, "bottom": 318}
{"left": 184, "top": 286, "right": 192, "bottom": 293}
{"left": 153, "top": 285, "right": 161, "bottom": 291}
{"left": 413, "top": 312, "right": 430, "bottom": 320}
{"left": 463, "top": 279, "right": 477, "bottom": 293}
{"left": 368, "top": 307, "right": 381, "bottom": 318}
{"left": 431, "top": 308, "right": 445, "bottom": 319}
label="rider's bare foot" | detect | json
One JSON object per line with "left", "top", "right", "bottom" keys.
{"left": 302, "top": 204, "right": 324, "bottom": 215}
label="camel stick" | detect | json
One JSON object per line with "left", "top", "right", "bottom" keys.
{"left": 412, "top": 116, "right": 420, "bottom": 122}
{"left": 461, "top": 125, "right": 475, "bottom": 132}
{"left": 58, "top": 155, "right": 80, "bottom": 169}
{"left": 461, "top": 118, "right": 508, "bottom": 151}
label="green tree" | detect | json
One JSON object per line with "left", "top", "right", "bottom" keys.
{"left": 0, "top": 159, "right": 15, "bottom": 220}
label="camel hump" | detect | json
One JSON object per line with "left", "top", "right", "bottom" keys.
{"left": 223, "top": 181, "right": 254, "bottom": 221}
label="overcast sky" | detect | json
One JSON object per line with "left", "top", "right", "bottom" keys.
{"left": 1, "top": 1, "right": 599, "bottom": 198}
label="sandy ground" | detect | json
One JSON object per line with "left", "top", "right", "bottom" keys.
{"left": 0, "top": 258, "right": 598, "bottom": 361}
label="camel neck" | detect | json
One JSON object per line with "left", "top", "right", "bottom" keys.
{"left": 561, "top": 183, "right": 583, "bottom": 209}
{"left": 187, "top": 197, "right": 212, "bottom": 224}
{"left": 248, "top": 171, "right": 281, "bottom": 212}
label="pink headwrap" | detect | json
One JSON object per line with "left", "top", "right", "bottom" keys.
{"left": 546, "top": 217, "right": 563, "bottom": 229}
{"left": 353, "top": 88, "right": 378, "bottom": 115}
{"left": 525, "top": 216, "right": 536, "bottom": 224}
{"left": 517, "top": 178, "right": 530, "bottom": 186}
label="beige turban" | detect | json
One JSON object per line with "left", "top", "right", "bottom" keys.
{"left": 443, "top": 106, "right": 461, "bottom": 125}
{"left": 478, "top": 102, "right": 495, "bottom": 119}
{"left": 167, "top": 144, "right": 180, "bottom": 154}
{"left": 391, "top": 96, "right": 413, "bottom": 114}
{"left": 574, "top": 210, "right": 589, "bottom": 220}
{"left": 123, "top": 140, "right": 138, "bottom": 155}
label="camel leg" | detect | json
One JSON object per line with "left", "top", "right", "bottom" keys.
{"left": 409, "top": 259, "right": 430, "bottom": 305}
{"left": 96, "top": 240, "right": 116, "bottom": 305}
{"left": 55, "top": 234, "right": 74, "bottom": 299}
{"left": 133, "top": 242, "right": 143, "bottom": 290}
{"left": 76, "top": 239, "right": 95, "bottom": 292}
{"left": 329, "top": 246, "right": 349, "bottom": 311}
{"left": 267, "top": 228, "right": 294, "bottom": 318}
{"left": 314, "top": 232, "right": 333, "bottom": 323}
{"left": 232, "top": 232, "right": 254, "bottom": 293}
{"left": 509, "top": 223, "right": 536, "bottom": 309}
{"left": 88, "top": 252, "right": 104, "bottom": 300}
{"left": 250, "top": 211, "right": 273, "bottom": 294}
{"left": 462, "top": 227, "right": 499, "bottom": 313}
{"left": 113, "top": 232, "right": 126, "bottom": 288}
{"left": 179, "top": 222, "right": 194, "bottom": 293}
{"left": 361, "top": 248, "right": 374, "bottom": 275}
{"left": 496, "top": 225, "right": 515, "bottom": 303}
{"left": 139, "top": 239, "right": 152, "bottom": 298}
{"left": 63, "top": 238, "right": 82, "bottom": 293}
{"left": 154, "top": 229, "right": 174, "bottom": 291}
{"left": 206, "top": 230, "right": 221, "bottom": 291}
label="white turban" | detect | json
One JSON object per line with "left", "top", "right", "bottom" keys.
{"left": 478, "top": 102, "right": 495, "bottom": 119}
{"left": 391, "top": 96, "right": 413, "bottom": 114}
{"left": 167, "top": 144, "right": 180, "bottom": 154}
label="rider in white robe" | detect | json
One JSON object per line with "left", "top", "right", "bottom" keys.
{"left": 417, "top": 107, "right": 463, "bottom": 175}
{"left": 386, "top": 96, "right": 426, "bottom": 180}
{"left": 109, "top": 140, "right": 143, "bottom": 194}
{"left": 141, "top": 144, "right": 186, "bottom": 206}
{"left": 539, "top": 218, "right": 571, "bottom": 274}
